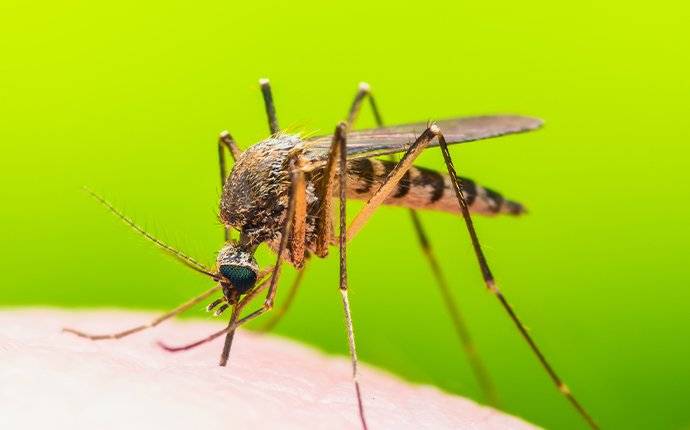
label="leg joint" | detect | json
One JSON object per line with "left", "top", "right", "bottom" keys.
{"left": 335, "top": 121, "right": 348, "bottom": 135}
{"left": 558, "top": 382, "right": 572, "bottom": 395}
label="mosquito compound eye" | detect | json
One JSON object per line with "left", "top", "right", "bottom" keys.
{"left": 219, "top": 265, "right": 257, "bottom": 293}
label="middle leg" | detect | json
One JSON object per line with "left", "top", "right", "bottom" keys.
{"left": 217, "top": 153, "right": 307, "bottom": 366}
{"left": 310, "top": 122, "right": 369, "bottom": 429}
{"left": 334, "top": 123, "right": 368, "bottom": 429}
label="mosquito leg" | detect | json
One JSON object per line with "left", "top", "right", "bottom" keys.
{"left": 218, "top": 304, "right": 241, "bottom": 366}
{"left": 258, "top": 262, "right": 308, "bottom": 332}
{"left": 157, "top": 326, "right": 228, "bottom": 352}
{"left": 282, "top": 122, "right": 368, "bottom": 426}
{"left": 63, "top": 285, "right": 221, "bottom": 340}
{"left": 259, "top": 78, "right": 280, "bottom": 135}
{"left": 217, "top": 154, "right": 305, "bottom": 366}
{"left": 406, "top": 211, "right": 498, "bottom": 404}
{"left": 218, "top": 131, "right": 241, "bottom": 173}
{"left": 338, "top": 125, "right": 368, "bottom": 430}
{"left": 326, "top": 123, "right": 369, "bottom": 429}
{"left": 346, "top": 82, "right": 384, "bottom": 128}
{"left": 346, "top": 85, "right": 499, "bottom": 405}
{"left": 218, "top": 131, "right": 241, "bottom": 241}
{"left": 433, "top": 129, "right": 599, "bottom": 429}
{"left": 289, "top": 159, "right": 308, "bottom": 269}
{"left": 313, "top": 131, "right": 339, "bottom": 257}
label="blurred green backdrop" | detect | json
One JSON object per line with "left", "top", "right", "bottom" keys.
{"left": 1, "top": 1, "right": 689, "bottom": 428}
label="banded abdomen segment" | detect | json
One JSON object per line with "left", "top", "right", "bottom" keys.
{"left": 345, "top": 158, "right": 525, "bottom": 216}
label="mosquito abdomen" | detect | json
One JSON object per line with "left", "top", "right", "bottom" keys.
{"left": 345, "top": 158, "right": 525, "bottom": 216}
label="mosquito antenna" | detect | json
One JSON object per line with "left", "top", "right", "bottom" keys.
{"left": 84, "top": 187, "right": 218, "bottom": 280}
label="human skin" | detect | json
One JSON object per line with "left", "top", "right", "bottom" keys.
{"left": 0, "top": 309, "right": 538, "bottom": 430}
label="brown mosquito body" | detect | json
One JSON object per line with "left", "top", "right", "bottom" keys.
{"left": 64, "top": 80, "right": 599, "bottom": 430}
{"left": 222, "top": 133, "right": 525, "bottom": 268}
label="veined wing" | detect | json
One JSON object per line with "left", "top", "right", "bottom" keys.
{"left": 300, "top": 115, "right": 543, "bottom": 170}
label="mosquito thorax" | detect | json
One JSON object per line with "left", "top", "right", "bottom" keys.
{"left": 216, "top": 243, "right": 259, "bottom": 295}
{"left": 220, "top": 134, "right": 302, "bottom": 247}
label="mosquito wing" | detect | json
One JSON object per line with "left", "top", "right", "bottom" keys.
{"left": 300, "top": 115, "right": 543, "bottom": 170}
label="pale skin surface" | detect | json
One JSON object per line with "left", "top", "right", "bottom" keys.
{"left": 0, "top": 309, "right": 539, "bottom": 430}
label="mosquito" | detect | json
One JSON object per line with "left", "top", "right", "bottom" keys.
{"left": 64, "top": 79, "right": 598, "bottom": 429}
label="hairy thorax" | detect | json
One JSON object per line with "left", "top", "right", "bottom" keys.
{"left": 220, "top": 135, "right": 319, "bottom": 256}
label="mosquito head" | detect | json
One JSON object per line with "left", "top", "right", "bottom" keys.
{"left": 216, "top": 243, "right": 259, "bottom": 296}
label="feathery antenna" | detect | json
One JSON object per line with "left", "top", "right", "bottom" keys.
{"left": 84, "top": 187, "right": 218, "bottom": 280}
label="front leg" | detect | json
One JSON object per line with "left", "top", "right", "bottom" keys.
{"left": 218, "top": 154, "right": 306, "bottom": 365}
{"left": 312, "top": 126, "right": 340, "bottom": 257}
{"left": 311, "top": 123, "right": 369, "bottom": 429}
{"left": 259, "top": 78, "right": 280, "bottom": 135}
{"left": 288, "top": 155, "right": 308, "bottom": 268}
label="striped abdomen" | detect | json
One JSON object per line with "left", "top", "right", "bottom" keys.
{"left": 345, "top": 158, "right": 525, "bottom": 216}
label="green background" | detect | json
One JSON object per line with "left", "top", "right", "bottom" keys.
{"left": 2, "top": 1, "right": 688, "bottom": 428}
